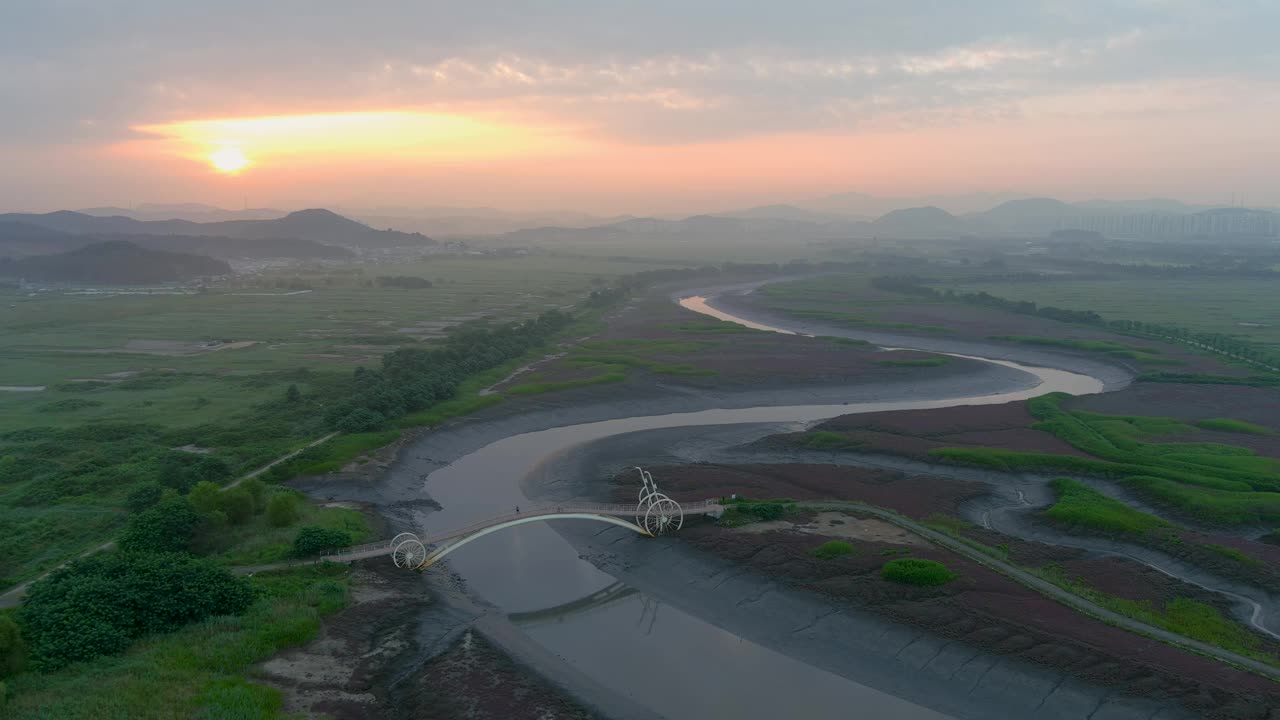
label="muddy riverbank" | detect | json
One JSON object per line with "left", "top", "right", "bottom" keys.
{"left": 285, "top": 282, "right": 1201, "bottom": 720}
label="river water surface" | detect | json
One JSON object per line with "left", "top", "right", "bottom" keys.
{"left": 410, "top": 294, "right": 1108, "bottom": 719}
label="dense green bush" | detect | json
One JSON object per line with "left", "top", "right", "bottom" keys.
{"left": 881, "top": 558, "right": 957, "bottom": 586}
{"left": 117, "top": 497, "right": 201, "bottom": 553}
{"left": 157, "top": 452, "right": 231, "bottom": 493}
{"left": 0, "top": 616, "right": 24, "bottom": 678}
{"left": 323, "top": 308, "right": 574, "bottom": 432}
{"left": 810, "top": 540, "right": 856, "bottom": 559}
{"left": 336, "top": 408, "right": 385, "bottom": 433}
{"left": 266, "top": 493, "right": 301, "bottom": 527}
{"left": 292, "top": 526, "right": 351, "bottom": 556}
{"left": 18, "top": 551, "right": 253, "bottom": 670}
{"left": 124, "top": 482, "right": 165, "bottom": 513}
{"left": 1262, "top": 530, "right": 1280, "bottom": 546}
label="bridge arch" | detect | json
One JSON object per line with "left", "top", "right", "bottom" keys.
{"left": 416, "top": 513, "right": 651, "bottom": 569}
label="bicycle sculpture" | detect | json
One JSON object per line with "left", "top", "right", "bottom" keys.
{"left": 635, "top": 466, "right": 683, "bottom": 536}
{"left": 390, "top": 532, "right": 427, "bottom": 569}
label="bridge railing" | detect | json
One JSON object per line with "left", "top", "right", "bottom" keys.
{"left": 318, "top": 498, "right": 724, "bottom": 561}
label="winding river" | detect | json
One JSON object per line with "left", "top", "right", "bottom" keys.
{"left": 393, "top": 288, "right": 1234, "bottom": 720}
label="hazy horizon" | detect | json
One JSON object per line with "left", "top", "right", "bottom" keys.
{"left": 5, "top": 1, "right": 1279, "bottom": 214}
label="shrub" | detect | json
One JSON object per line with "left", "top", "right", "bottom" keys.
{"left": 337, "top": 408, "right": 385, "bottom": 433}
{"left": 118, "top": 497, "right": 201, "bottom": 553}
{"left": 0, "top": 615, "right": 24, "bottom": 678}
{"left": 188, "top": 480, "right": 223, "bottom": 514}
{"left": 158, "top": 453, "right": 231, "bottom": 493}
{"left": 240, "top": 477, "right": 268, "bottom": 513}
{"left": 266, "top": 493, "right": 301, "bottom": 527}
{"left": 881, "top": 558, "right": 957, "bottom": 586}
{"left": 1262, "top": 529, "right": 1280, "bottom": 546}
{"left": 293, "top": 526, "right": 351, "bottom": 556}
{"left": 753, "top": 502, "right": 787, "bottom": 521}
{"left": 18, "top": 551, "right": 253, "bottom": 670}
{"left": 221, "top": 488, "right": 256, "bottom": 525}
{"left": 811, "top": 541, "right": 856, "bottom": 559}
{"left": 124, "top": 482, "right": 165, "bottom": 513}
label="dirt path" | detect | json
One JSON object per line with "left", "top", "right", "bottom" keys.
{"left": 227, "top": 432, "right": 339, "bottom": 488}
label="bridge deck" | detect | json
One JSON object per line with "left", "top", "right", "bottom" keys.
{"left": 308, "top": 499, "right": 723, "bottom": 566}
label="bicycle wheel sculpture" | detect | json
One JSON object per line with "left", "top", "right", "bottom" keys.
{"left": 635, "top": 466, "right": 684, "bottom": 536}
{"left": 390, "top": 532, "right": 418, "bottom": 549}
{"left": 643, "top": 496, "right": 683, "bottom": 535}
{"left": 392, "top": 534, "right": 427, "bottom": 569}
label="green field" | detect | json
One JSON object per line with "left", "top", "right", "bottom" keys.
{"left": 942, "top": 278, "right": 1280, "bottom": 352}
{"left": 0, "top": 256, "right": 686, "bottom": 589}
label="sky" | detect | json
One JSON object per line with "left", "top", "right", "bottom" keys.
{"left": 3, "top": 1, "right": 1279, "bottom": 214}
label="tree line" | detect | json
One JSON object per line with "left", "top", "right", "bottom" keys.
{"left": 872, "top": 275, "right": 1280, "bottom": 373}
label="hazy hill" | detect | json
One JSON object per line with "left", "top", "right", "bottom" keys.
{"left": 717, "top": 204, "right": 860, "bottom": 223}
{"left": 0, "top": 208, "right": 433, "bottom": 250}
{"left": 0, "top": 219, "right": 352, "bottom": 261}
{"left": 870, "top": 206, "right": 966, "bottom": 237}
{"left": 349, "top": 206, "right": 632, "bottom": 236}
{"left": 79, "top": 204, "right": 287, "bottom": 222}
{"left": 808, "top": 191, "right": 1032, "bottom": 216}
{"left": 0, "top": 240, "right": 231, "bottom": 284}
{"left": 99, "top": 233, "right": 353, "bottom": 261}
{"left": 0, "top": 221, "right": 85, "bottom": 257}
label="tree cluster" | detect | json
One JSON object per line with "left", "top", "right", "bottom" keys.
{"left": 871, "top": 276, "right": 1103, "bottom": 325}
{"left": 324, "top": 308, "right": 574, "bottom": 431}
{"left": 18, "top": 551, "right": 253, "bottom": 670}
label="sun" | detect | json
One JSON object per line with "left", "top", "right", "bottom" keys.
{"left": 209, "top": 145, "right": 250, "bottom": 173}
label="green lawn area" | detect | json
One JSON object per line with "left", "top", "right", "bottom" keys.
{"left": 1044, "top": 478, "right": 1174, "bottom": 535}
{"left": 942, "top": 277, "right": 1280, "bottom": 353}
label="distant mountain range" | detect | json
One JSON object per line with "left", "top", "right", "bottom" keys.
{"left": 0, "top": 240, "right": 231, "bottom": 284}
{"left": 0, "top": 209, "right": 432, "bottom": 261}
{"left": 79, "top": 203, "right": 288, "bottom": 223}
{"left": 500, "top": 197, "right": 1280, "bottom": 243}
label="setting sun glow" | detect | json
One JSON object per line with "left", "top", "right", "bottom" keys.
{"left": 137, "top": 111, "right": 588, "bottom": 178}
{"left": 209, "top": 146, "right": 250, "bottom": 173}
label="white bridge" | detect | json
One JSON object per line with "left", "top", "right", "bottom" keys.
{"left": 316, "top": 468, "right": 720, "bottom": 570}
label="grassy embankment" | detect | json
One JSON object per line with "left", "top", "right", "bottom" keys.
{"left": 943, "top": 277, "right": 1280, "bottom": 358}
{"left": 503, "top": 322, "right": 755, "bottom": 395}
{"left": 1032, "top": 561, "right": 1279, "bottom": 669}
{"left": 928, "top": 394, "right": 1280, "bottom": 527}
{"left": 1, "top": 564, "right": 351, "bottom": 719}
{"left": 985, "top": 335, "right": 1173, "bottom": 364}
{"left": 738, "top": 275, "right": 956, "bottom": 335}
{"left": 713, "top": 487, "right": 1278, "bottom": 667}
